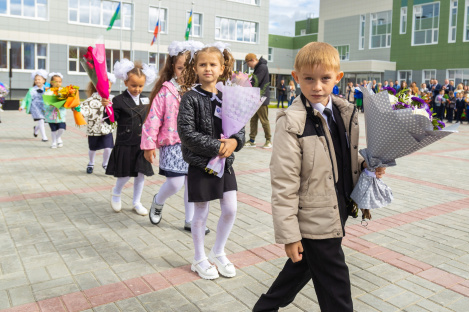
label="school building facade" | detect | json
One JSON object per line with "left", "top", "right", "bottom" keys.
{"left": 0, "top": 0, "right": 269, "bottom": 98}
{"left": 268, "top": 0, "right": 469, "bottom": 94}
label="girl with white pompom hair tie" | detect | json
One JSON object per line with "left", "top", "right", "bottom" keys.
{"left": 101, "top": 59, "right": 157, "bottom": 216}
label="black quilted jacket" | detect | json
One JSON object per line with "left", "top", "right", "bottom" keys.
{"left": 177, "top": 89, "right": 245, "bottom": 171}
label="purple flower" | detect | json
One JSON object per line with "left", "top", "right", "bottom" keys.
{"left": 382, "top": 86, "right": 396, "bottom": 95}
{"left": 437, "top": 120, "right": 446, "bottom": 127}
{"left": 411, "top": 96, "right": 425, "bottom": 107}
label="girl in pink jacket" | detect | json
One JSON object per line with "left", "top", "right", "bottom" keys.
{"left": 141, "top": 41, "right": 209, "bottom": 235}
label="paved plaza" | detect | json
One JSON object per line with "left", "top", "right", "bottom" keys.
{"left": 1, "top": 108, "right": 469, "bottom": 312}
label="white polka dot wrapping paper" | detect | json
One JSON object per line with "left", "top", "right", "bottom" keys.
{"left": 350, "top": 86, "right": 459, "bottom": 210}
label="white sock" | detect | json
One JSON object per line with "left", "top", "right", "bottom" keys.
{"left": 50, "top": 131, "right": 57, "bottom": 145}
{"left": 113, "top": 176, "right": 130, "bottom": 202}
{"left": 56, "top": 128, "right": 64, "bottom": 143}
{"left": 102, "top": 148, "right": 112, "bottom": 167}
{"left": 37, "top": 119, "right": 47, "bottom": 140}
{"left": 154, "top": 176, "right": 185, "bottom": 205}
{"left": 132, "top": 173, "right": 145, "bottom": 207}
{"left": 88, "top": 150, "right": 96, "bottom": 166}
{"left": 184, "top": 176, "right": 194, "bottom": 223}
{"left": 213, "top": 191, "right": 237, "bottom": 265}
{"left": 192, "top": 201, "right": 211, "bottom": 270}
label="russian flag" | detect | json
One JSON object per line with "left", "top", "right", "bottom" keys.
{"left": 151, "top": 19, "right": 160, "bottom": 46}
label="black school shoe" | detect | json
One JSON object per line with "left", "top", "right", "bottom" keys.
{"left": 33, "top": 126, "right": 37, "bottom": 137}
{"left": 86, "top": 165, "right": 94, "bottom": 174}
{"left": 184, "top": 221, "right": 210, "bottom": 235}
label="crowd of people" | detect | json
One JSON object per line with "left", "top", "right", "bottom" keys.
{"left": 345, "top": 78, "right": 469, "bottom": 124}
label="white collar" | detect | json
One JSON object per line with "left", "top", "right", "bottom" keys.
{"left": 127, "top": 90, "right": 140, "bottom": 105}
{"left": 309, "top": 96, "right": 335, "bottom": 123}
{"left": 170, "top": 78, "right": 181, "bottom": 92}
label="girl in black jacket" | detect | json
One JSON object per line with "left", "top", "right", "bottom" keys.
{"left": 178, "top": 44, "right": 245, "bottom": 280}
{"left": 102, "top": 59, "right": 156, "bottom": 216}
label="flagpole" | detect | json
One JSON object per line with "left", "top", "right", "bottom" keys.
{"left": 119, "top": 0, "right": 123, "bottom": 93}
{"left": 130, "top": 0, "right": 134, "bottom": 61}
{"left": 190, "top": 2, "right": 194, "bottom": 41}
{"left": 157, "top": 0, "right": 161, "bottom": 73}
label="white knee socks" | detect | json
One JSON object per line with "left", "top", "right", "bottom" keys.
{"left": 102, "top": 148, "right": 112, "bottom": 167}
{"left": 113, "top": 176, "right": 130, "bottom": 203}
{"left": 192, "top": 190, "right": 237, "bottom": 269}
{"left": 36, "top": 119, "right": 47, "bottom": 140}
{"left": 50, "top": 131, "right": 57, "bottom": 145}
{"left": 154, "top": 176, "right": 194, "bottom": 223}
{"left": 133, "top": 173, "right": 145, "bottom": 207}
{"left": 88, "top": 150, "right": 96, "bottom": 166}
{"left": 56, "top": 128, "right": 64, "bottom": 143}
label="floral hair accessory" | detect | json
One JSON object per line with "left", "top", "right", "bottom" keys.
{"left": 209, "top": 41, "right": 231, "bottom": 55}
{"left": 141, "top": 63, "right": 157, "bottom": 86}
{"left": 168, "top": 41, "right": 188, "bottom": 57}
{"left": 113, "top": 59, "right": 135, "bottom": 82}
{"left": 31, "top": 69, "right": 48, "bottom": 80}
{"left": 107, "top": 72, "right": 116, "bottom": 84}
{"left": 186, "top": 40, "right": 205, "bottom": 61}
{"left": 49, "top": 72, "right": 63, "bottom": 79}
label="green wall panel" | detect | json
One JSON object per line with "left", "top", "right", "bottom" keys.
{"left": 269, "top": 34, "right": 294, "bottom": 49}
{"left": 295, "top": 18, "right": 318, "bottom": 36}
{"left": 293, "top": 34, "right": 317, "bottom": 49}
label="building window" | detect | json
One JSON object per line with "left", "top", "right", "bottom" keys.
{"left": 400, "top": 7, "right": 407, "bottom": 34}
{"left": 268, "top": 47, "right": 273, "bottom": 62}
{"left": 300, "top": 29, "right": 306, "bottom": 35}
{"left": 334, "top": 45, "right": 349, "bottom": 61}
{"left": 465, "top": 0, "right": 469, "bottom": 40}
{"left": 186, "top": 12, "right": 202, "bottom": 37}
{"left": 370, "top": 11, "right": 392, "bottom": 48}
{"left": 149, "top": 52, "right": 166, "bottom": 72}
{"left": 0, "top": 0, "right": 48, "bottom": 19}
{"left": 106, "top": 49, "right": 130, "bottom": 72}
{"left": 398, "top": 70, "right": 412, "bottom": 85}
{"left": 449, "top": 1, "right": 458, "bottom": 43}
{"left": 359, "top": 15, "right": 365, "bottom": 50}
{"left": 229, "top": 0, "right": 259, "bottom": 5}
{"left": 148, "top": 7, "right": 167, "bottom": 33}
{"left": 413, "top": 2, "right": 440, "bottom": 45}
{"left": 422, "top": 69, "right": 436, "bottom": 85}
{"left": 68, "top": 46, "right": 87, "bottom": 73}
{"left": 215, "top": 17, "right": 258, "bottom": 43}
{"left": 0, "top": 41, "right": 47, "bottom": 70}
{"left": 447, "top": 69, "right": 463, "bottom": 84}
{"left": 68, "top": 0, "right": 132, "bottom": 29}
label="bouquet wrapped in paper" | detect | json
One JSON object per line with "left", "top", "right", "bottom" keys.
{"left": 43, "top": 85, "right": 86, "bottom": 126}
{"left": 0, "top": 82, "right": 8, "bottom": 105}
{"left": 350, "top": 85, "right": 458, "bottom": 218}
{"left": 205, "top": 72, "right": 266, "bottom": 177}
{"left": 80, "top": 38, "right": 114, "bottom": 123}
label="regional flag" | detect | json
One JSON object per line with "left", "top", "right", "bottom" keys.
{"left": 107, "top": 3, "right": 121, "bottom": 31}
{"left": 151, "top": 19, "right": 160, "bottom": 46}
{"left": 185, "top": 9, "right": 193, "bottom": 41}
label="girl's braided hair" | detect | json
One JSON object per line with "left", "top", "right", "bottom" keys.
{"left": 180, "top": 46, "right": 235, "bottom": 94}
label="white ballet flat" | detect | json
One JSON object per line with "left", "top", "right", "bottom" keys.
{"left": 208, "top": 250, "right": 236, "bottom": 278}
{"left": 133, "top": 203, "right": 148, "bottom": 216}
{"left": 110, "top": 188, "right": 122, "bottom": 212}
{"left": 191, "top": 257, "right": 219, "bottom": 280}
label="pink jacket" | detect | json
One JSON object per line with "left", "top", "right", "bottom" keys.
{"left": 141, "top": 81, "right": 182, "bottom": 150}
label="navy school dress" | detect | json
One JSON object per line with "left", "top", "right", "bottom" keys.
{"left": 105, "top": 91, "right": 154, "bottom": 178}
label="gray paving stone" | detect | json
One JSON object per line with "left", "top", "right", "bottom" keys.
{"left": 115, "top": 297, "right": 148, "bottom": 312}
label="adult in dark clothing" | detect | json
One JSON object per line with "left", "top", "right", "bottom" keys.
{"left": 277, "top": 80, "right": 286, "bottom": 108}
{"left": 442, "top": 79, "right": 455, "bottom": 95}
{"left": 244, "top": 53, "right": 272, "bottom": 149}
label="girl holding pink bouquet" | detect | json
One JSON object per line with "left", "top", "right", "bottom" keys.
{"left": 80, "top": 72, "right": 116, "bottom": 174}
{"left": 102, "top": 60, "right": 156, "bottom": 216}
{"left": 178, "top": 43, "right": 245, "bottom": 280}
{"left": 141, "top": 41, "right": 209, "bottom": 235}
{"left": 44, "top": 73, "right": 66, "bottom": 149}
{"left": 19, "top": 70, "right": 49, "bottom": 142}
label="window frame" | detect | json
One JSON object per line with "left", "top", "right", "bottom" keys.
{"left": 185, "top": 11, "right": 203, "bottom": 38}
{"left": 400, "top": 7, "right": 407, "bottom": 34}
{"left": 397, "top": 70, "right": 412, "bottom": 85}
{"left": 422, "top": 69, "right": 437, "bottom": 85}
{"left": 148, "top": 52, "right": 167, "bottom": 73}
{"left": 412, "top": 1, "right": 440, "bottom": 46}
{"left": 0, "top": 0, "right": 49, "bottom": 20}
{"left": 268, "top": 47, "right": 273, "bottom": 62}
{"left": 0, "top": 40, "right": 49, "bottom": 72}
{"left": 449, "top": 0, "right": 458, "bottom": 43}
{"left": 148, "top": 6, "right": 168, "bottom": 34}
{"left": 67, "top": 45, "right": 88, "bottom": 75}
{"left": 227, "top": 0, "right": 260, "bottom": 6}
{"left": 369, "top": 10, "right": 392, "bottom": 49}
{"left": 67, "top": 0, "right": 133, "bottom": 30}
{"left": 463, "top": 0, "right": 469, "bottom": 41}
{"left": 359, "top": 15, "right": 365, "bottom": 50}
{"left": 334, "top": 45, "right": 350, "bottom": 61}
{"left": 215, "top": 15, "right": 259, "bottom": 44}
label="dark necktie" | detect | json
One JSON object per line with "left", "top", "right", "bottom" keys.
{"left": 323, "top": 108, "right": 337, "bottom": 138}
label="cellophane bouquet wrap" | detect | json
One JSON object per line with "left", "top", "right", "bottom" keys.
{"left": 205, "top": 72, "right": 266, "bottom": 177}
{"left": 80, "top": 38, "right": 114, "bottom": 123}
{"left": 42, "top": 85, "right": 86, "bottom": 126}
{"left": 350, "top": 85, "right": 458, "bottom": 215}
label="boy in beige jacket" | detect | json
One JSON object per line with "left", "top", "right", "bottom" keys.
{"left": 253, "top": 42, "right": 385, "bottom": 312}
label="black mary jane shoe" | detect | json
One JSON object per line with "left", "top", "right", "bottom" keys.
{"left": 86, "top": 165, "right": 94, "bottom": 174}
{"left": 33, "top": 126, "right": 38, "bottom": 137}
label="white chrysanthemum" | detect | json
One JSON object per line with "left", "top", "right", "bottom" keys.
{"left": 412, "top": 108, "right": 431, "bottom": 120}
{"left": 388, "top": 93, "right": 398, "bottom": 105}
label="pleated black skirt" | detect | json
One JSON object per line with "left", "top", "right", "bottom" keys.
{"left": 187, "top": 165, "right": 237, "bottom": 202}
{"left": 106, "top": 144, "right": 154, "bottom": 177}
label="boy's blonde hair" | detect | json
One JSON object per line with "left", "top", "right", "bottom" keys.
{"left": 294, "top": 42, "right": 340, "bottom": 72}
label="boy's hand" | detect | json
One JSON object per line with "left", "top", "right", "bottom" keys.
{"left": 285, "top": 241, "right": 303, "bottom": 263}
{"left": 363, "top": 162, "right": 386, "bottom": 179}
{"left": 144, "top": 149, "right": 156, "bottom": 164}
{"left": 218, "top": 138, "right": 238, "bottom": 158}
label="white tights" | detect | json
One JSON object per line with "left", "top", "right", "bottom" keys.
{"left": 88, "top": 148, "right": 112, "bottom": 167}
{"left": 192, "top": 190, "right": 237, "bottom": 270}
{"left": 112, "top": 173, "right": 145, "bottom": 207}
{"left": 34, "top": 119, "right": 47, "bottom": 140}
{"left": 154, "top": 176, "right": 194, "bottom": 222}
